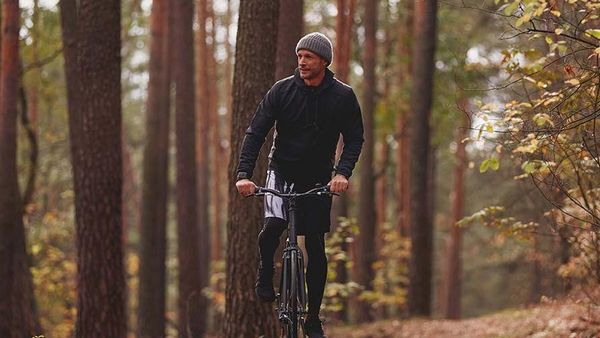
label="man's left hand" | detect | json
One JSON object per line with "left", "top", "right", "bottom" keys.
{"left": 328, "top": 174, "right": 349, "bottom": 193}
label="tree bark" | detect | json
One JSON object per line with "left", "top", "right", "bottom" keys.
{"left": 207, "top": 0, "right": 223, "bottom": 263}
{"left": 354, "top": 0, "right": 377, "bottom": 323}
{"left": 173, "top": 0, "right": 203, "bottom": 336}
{"left": 408, "top": 0, "right": 437, "bottom": 317}
{"left": 137, "top": 0, "right": 171, "bottom": 335}
{"left": 223, "top": 1, "right": 279, "bottom": 337}
{"left": 272, "top": 0, "right": 304, "bottom": 306}
{"left": 395, "top": 0, "right": 413, "bottom": 238}
{"left": 331, "top": 0, "right": 354, "bottom": 323}
{"left": 275, "top": 0, "right": 303, "bottom": 80}
{"left": 0, "top": 0, "right": 40, "bottom": 336}
{"left": 195, "top": 0, "right": 211, "bottom": 333}
{"left": 442, "top": 105, "right": 468, "bottom": 319}
{"left": 67, "top": 0, "right": 126, "bottom": 336}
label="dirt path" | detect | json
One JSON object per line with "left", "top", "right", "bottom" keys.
{"left": 328, "top": 302, "right": 600, "bottom": 338}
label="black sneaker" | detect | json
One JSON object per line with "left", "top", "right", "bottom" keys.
{"left": 304, "top": 317, "right": 326, "bottom": 338}
{"left": 254, "top": 264, "right": 276, "bottom": 302}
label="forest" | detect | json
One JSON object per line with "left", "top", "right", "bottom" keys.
{"left": 0, "top": 0, "right": 599, "bottom": 337}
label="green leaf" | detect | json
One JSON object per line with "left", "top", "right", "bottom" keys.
{"left": 480, "top": 159, "right": 491, "bottom": 173}
{"left": 504, "top": 0, "right": 520, "bottom": 15}
{"left": 521, "top": 161, "right": 536, "bottom": 174}
{"left": 585, "top": 29, "right": 600, "bottom": 39}
{"left": 489, "top": 157, "right": 500, "bottom": 171}
{"left": 480, "top": 157, "right": 499, "bottom": 173}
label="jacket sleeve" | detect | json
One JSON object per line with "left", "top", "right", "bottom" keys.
{"left": 236, "top": 88, "right": 277, "bottom": 180}
{"left": 336, "top": 90, "right": 364, "bottom": 178}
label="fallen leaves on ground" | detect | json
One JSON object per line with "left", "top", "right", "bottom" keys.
{"left": 327, "top": 300, "right": 599, "bottom": 338}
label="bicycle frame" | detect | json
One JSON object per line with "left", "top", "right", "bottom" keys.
{"left": 252, "top": 186, "right": 336, "bottom": 338}
{"left": 278, "top": 196, "right": 307, "bottom": 337}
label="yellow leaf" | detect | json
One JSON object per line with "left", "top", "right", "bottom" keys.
{"left": 565, "top": 78, "right": 580, "bottom": 86}
{"left": 555, "top": 28, "right": 564, "bottom": 35}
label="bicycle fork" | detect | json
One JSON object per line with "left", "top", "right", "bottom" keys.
{"left": 277, "top": 243, "right": 307, "bottom": 328}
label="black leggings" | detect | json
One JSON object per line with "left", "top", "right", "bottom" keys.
{"left": 258, "top": 217, "right": 327, "bottom": 318}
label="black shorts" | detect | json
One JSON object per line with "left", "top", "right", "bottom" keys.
{"left": 264, "top": 169, "right": 332, "bottom": 235}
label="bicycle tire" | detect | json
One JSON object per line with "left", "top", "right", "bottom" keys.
{"left": 289, "top": 250, "right": 298, "bottom": 337}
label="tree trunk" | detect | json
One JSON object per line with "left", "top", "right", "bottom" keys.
{"left": 137, "top": 0, "right": 171, "bottom": 335}
{"left": 195, "top": 0, "right": 211, "bottom": 333}
{"left": 354, "top": 0, "right": 377, "bottom": 323}
{"left": 0, "top": 0, "right": 40, "bottom": 335}
{"left": 395, "top": 0, "right": 413, "bottom": 238}
{"left": 331, "top": 0, "right": 354, "bottom": 323}
{"left": 207, "top": 0, "right": 223, "bottom": 263}
{"left": 333, "top": 0, "right": 354, "bottom": 82}
{"left": 273, "top": 0, "right": 304, "bottom": 305}
{"left": 408, "top": 0, "right": 437, "bottom": 317}
{"left": 223, "top": 1, "right": 279, "bottom": 337}
{"left": 68, "top": 0, "right": 126, "bottom": 336}
{"left": 220, "top": 0, "right": 233, "bottom": 259}
{"left": 173, "top": 0, "right": 203, "bottom": 336}
{"left": 22, "top": 0, "right": 39, "bottom": 210}
{"left": 276, "top": 0, "right": 303, "bottom": 80}
{"left": 442, "top": 106, "right": 468, "bottom": 319}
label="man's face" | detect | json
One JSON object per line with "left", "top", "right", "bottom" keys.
{"left": 297, "top": 49, "right": 327, "bottom": 80}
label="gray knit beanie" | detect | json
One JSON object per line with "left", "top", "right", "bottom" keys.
{"left": 295, "top": 32, "right": 333, "bottom": 66}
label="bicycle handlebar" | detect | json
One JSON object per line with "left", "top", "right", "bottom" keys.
{"left": 251, "top": 185, "right": 339, "bottom": 198}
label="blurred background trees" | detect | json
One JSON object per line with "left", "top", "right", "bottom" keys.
{"left": 1, "top": 0, "right": 598, "bottom": 336}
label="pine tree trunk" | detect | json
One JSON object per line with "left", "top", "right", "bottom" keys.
{"left": 276, "top": 0, "right": 303, "bottom": 80}
{"left": 272, "top": 0, "right": 304, "bottom": 303}
{"left": 195, "top": 0, "right": 211, "bottom": 333}
{"left": 408, "top": 0, "right": 437, "bottom": 317}
{"left": 395, "top": 0, "right": 413, "bottom": 239}
{"left": 207, "top": 0, "right": 223, "bottom": 263}
{"left": 331, "top": 0, "right": 354, "bottom": 323}
{"left": 442, "top": 107, "right": 468, "bottom": 319}
{"left": 69, "top": 0, "right": 126, "bottom": 336}
{"left": 137, "top": 0, "right": 171, "bottom": 335}
{"left": 354, "top": 0, "right": 377, "bottom": 323}
{"left": 0, "top": 1, "right": 40, "bottom": 335}
{"left": 173, "top": 0, "right": 204, "bottom": 336}
{"left": 223, "top": 1, "right": 279, "bottom": 336}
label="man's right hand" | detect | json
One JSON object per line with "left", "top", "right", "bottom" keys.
{"left": 236, "top": 179, "right": 257, "bottom": 197}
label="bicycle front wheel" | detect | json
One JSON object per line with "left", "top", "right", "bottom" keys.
{"left": 289, "top": 250, "right": 299, "bottom": 337}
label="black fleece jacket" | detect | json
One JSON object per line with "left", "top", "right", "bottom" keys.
{"left": 237, "top": 68, "right": 364, "bottom": 184}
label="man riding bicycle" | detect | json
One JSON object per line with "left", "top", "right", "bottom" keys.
{"left": 235, "top": 32, "right": 364, "bottom": 337}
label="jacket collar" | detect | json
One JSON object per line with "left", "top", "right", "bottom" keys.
{"left": 293, "top": 67, "right": 335, "bottom": 94}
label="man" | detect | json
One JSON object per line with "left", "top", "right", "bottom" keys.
{"left": 235, "top": 32, "right": 363, "bottom": 337}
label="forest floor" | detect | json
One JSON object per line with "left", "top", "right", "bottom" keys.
{"left": 327, "top": 297, "right": 600, "bottom": 338}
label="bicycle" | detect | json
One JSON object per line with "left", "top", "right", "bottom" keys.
{"left": 252, "top": 185, "right": 337, "bottom": 338}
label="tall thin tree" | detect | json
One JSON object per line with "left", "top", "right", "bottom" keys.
{"left": 0, "top": 0, "right": 40, "bottom": 335}
{"left": 396, "top": 0, "right": 413, "bottom": 238}
{"left": 173, "top": 0, "right": 203, "bottom": 336}
{"left": 195, "top": 0, "right": 211, "bottom": 332}
{"left": 354, "top": 0, "right": 377, "bottom": 323}
{"left": 224, "top": 0, "right": 279, "bottom": 336}
{"left": 441, "top": 101, "right": 468, "bottom": 319}
{"left": 331, "top": 0, "right": 354, "bottom": 323}
{"left": 137, "top": 0, "right": 171, "bottom": 335}
{"left": 408, "top": 0, "right": 438, "bottom": 317}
